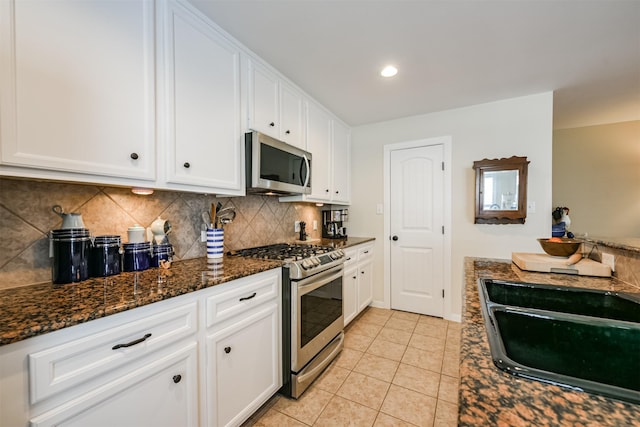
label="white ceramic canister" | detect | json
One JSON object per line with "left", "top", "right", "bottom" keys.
{"left": 127, "top": 224, "right": 146, "bottom": 243}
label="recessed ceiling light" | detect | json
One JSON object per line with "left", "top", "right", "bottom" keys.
{"left": 381, "top": 65, "right": 398, "bottom": 78}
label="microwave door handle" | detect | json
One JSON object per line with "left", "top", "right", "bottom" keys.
{"left": 302, "top": 154, "right": 310, "bottom": 187}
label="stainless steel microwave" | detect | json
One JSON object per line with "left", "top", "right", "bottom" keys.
{"left": 245, "top": 131, "right": 312, "bottom": 195}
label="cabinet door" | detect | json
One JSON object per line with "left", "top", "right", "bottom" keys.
{"left": 161, "top": 0, "right": 242, "bottom": 191}
{"left": 0, "top": 0, "right": 155, "bottom": 180}
{"left": 306, "top": 102, "right": 332, "bottom": 201}
{"left": 358, "top": 258, "right": 374, "bottom": 313}
{"left": 29, "top": 344, "right": 199, "bottom": 427}
{"left": 206, "top": 303, "right": 280, "bottom": 427}
{"left": 343, "top": 265, "right": 359, "bottom": 326}
{"left": 332, "top": 120, "right": 351, "bottom": 204}
{"left": 248, "top": 59, "right": 279, "bottom": 138}
{"left": 279, "top": 81, "right": 305, "bottom": 149}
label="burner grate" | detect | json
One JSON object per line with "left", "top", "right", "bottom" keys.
{"left": 232, "top": 243, "right": 333, "bottom": 261}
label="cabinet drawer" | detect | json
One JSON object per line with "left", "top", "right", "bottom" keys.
{"left": 206, "top": 269, "right": 280, "bottom": 328}
{"left": 29, "top": 301, "right": 198, "bottom": 405}
{"left": 358, "top": 245, "right": 374, "bottom": 261}
{"left": 343, "top": 248, "right": 357, "bottom": 267}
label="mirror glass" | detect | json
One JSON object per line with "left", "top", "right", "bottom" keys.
{"left": 482, "top": 170, "right": 519, "bottom": 211}
{"left": 473, "top": 156, "right": 529, "bottom": 224}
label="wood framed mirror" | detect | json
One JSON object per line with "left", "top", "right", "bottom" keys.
{"left": 473, "top": 156, "right": 529, "bottom": 224}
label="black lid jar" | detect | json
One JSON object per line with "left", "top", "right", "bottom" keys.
{"left": 123, "top": 242, "right": 151, "bottom": 272}
{"left": 89, "top": 235, "right": 122, "bottom": 277}
{"left": 151, "top": 243, "right": 174, "bottom": 267}
{"left": 50, "top": 228, "right": 91, "bottom": 284}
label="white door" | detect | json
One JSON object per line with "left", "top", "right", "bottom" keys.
{"left": 390, "top": 145, "right": 444, "bottom": 317}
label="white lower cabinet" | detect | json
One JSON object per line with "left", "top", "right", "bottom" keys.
{"left": 206, "top": 303, "right": 280, "bottom": 427}
{"left": 0, "top": 268, "right": 282, "bottom": 427}
{"left": 30, "top": 344, "right": 199, "bottom": 427}
{"left": 343, "top": 243, "right": 374, "bottom": 326}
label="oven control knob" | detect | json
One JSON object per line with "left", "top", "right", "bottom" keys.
{"left": 302, "top": 259, "right": 313, "bottom": 269}
{"left": 310, "top": 257, "right": 320, "bottom": 266}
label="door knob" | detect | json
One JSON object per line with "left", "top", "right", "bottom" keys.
{"left": 392, "top": 235, "right": 399, "bottom": 241}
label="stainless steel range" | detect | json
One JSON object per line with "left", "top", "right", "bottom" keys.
{"left": 232, "top": 243, "right": 345, "bottom": 398}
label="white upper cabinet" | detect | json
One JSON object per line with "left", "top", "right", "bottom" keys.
{"left": 306, "top": 101, "right": 333, "bottom": 201}
{"left": 280, "top": 101, "right": 351, "bottom": 205}
{"left": 279, "top": 81, "right": 305, "bottom": 149}
{"left": 248, "top": 60, "right": 280, "bottom": 138}
{"left": 247, "top": 59, "right": 306, "bottom": 149}
{"left": 332, "top": 120, "right": 351, "bottom": 204}
{"left": 0, "top": 0, "right": 156, "bottom": 181}
{"left": 158, "top": 0, "right": 243, "bottom": 193}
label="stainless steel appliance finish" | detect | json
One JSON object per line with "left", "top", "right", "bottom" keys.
{"left": 245, "top": 131, "right": 312, "bottom": 196}
{"left": 232, "top": 243, "right": 345, "bottom": 398}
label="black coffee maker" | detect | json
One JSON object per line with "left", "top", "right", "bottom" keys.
{"left": 322, "top": 209, "right": 348, "bottom": 239}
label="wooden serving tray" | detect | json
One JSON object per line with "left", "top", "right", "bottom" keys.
{"left": 512, "top": 252, "right": 611, "bottom": 277}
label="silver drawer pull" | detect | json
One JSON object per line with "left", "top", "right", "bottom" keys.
{"left": 239, "top": 292, "right": 257, "bottom": 302}
{"left": 112, "top": 333, "right": 152, "bottom": 350}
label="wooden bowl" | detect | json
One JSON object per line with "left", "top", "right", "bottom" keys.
{"left": 537, "top": 238, "right": 582, "bottom": 257}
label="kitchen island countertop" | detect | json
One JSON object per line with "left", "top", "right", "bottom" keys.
{"left": 461, "top": 257, "right": 640, "bottom": 426}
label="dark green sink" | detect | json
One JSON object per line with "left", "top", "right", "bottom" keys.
{"left": 484, "top": 279, "right": 640, "bottom": 323}
{"left": 478, "top": 279, "right": 640, "bottom": 404}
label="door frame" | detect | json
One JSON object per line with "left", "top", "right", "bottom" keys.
{"left": 383, "top": 136, "right": 453, "bottom": 320}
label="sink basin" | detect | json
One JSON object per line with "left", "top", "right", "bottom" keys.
{"left": 484, "top": 279, "right": 640, "bottom": 323}
{"left": 478, "top": 279, "right": 640, "bottom": 404}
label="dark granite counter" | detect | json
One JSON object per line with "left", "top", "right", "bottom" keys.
{"left": 461, "top": 257, "right": 640, "bottom": 426}
{"left": 0, "top": 256, "right": 282, "bottom": 347}
{"left": 0, "top": 237, "right": 375, "bottom": 347}
{"left": 582, "top": 236, "right": 640, "bottom": 254}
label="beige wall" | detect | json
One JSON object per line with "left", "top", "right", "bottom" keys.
{"left": 0, "top": 177, "right": 322, "bottom": 289}
{"left": 553, "top": 120, "right": 640, "bottom": 237}
{"left": 350, "top": 92, "right": 554, "bottom": 320}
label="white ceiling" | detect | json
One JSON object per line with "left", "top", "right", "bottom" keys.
{"left": 189, "top": 0, "right": 640, "bottom": 129}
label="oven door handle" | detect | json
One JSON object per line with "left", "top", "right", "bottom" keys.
{"left": 296, "top": 266, "right": 344, "bottom": 296}
{"left": 296, "top": 333, "right": 344, "bottom": 384}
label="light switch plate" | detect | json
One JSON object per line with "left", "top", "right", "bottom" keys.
{"left": 376, "top": 204, "right": 384, "bottom": 215}
{"left": 294, "top": 221, "right": 300, "bottom": 232}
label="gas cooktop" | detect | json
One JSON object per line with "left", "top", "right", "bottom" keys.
{"left": 230, "top": 243, "right": 345, "bottom": 279}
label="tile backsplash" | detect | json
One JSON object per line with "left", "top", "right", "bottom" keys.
{"left": 0, "top": 177, "right": 322, "bottom": 290}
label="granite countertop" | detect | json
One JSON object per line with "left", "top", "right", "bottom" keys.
{"left": 461, "top": 258, "right": 640, "bottom": 426}
{"left": 0, "top": 237, "right": 374, "bottom": 347}
{"left": 0, "top": 256, "right": 282, "bottom": 347}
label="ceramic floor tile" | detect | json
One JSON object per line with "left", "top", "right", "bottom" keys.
{"left": 380, "top": 384, "right": 437, "bottom": 426}
{"left": 446, "top": 320, "right": 462, "bottom": 333}
{"left": 271, "top": 387, "right": 332, "bottom": 425}
{"left": 336, "top": 371, "right": 391, "bottom": 410}
{"left": 365, "top": 307, "right": 394, "bottom": 317}
{"left": 384, "top": 317, "right": 417, "bottom": 332}
{"left": 418, "top": 315, "right": 447, "bottom": 327}
{"left": 438, "top": 375, "right": 459, "bottom": 404}
{"left": 347, "top": 320, "right": 384, "bottom": 338}
{"left": 353, "top": 353, "right": 400, "bottom": 383}
{"left": 390, "top": 310, "right": 421, "bottom": 321}
{"left": 344, "top": 331, "right": 375, "bottom": 352}
{"left": 250, "top": 409, "right": 308, "bottom": 427}
{"left": 392, "top": 363, "right": 440, "bottom": 398}
{"left": 359, "top": 310, "right": 392, "bottom": 326}
{"left": 313, "top": 363, "right": 351, "bottom": 394}
{"left": 441, "top": 351, "right": 460, "bottom": 378}
{"left": 366, "top": 337, "right": 407, "bottom": 362}
{"left": 314, "top": 395, "right": 378, "bottom": 427}
{"left": 373, "top": 412, "right": 416, "bottom": 427}
{"left": 334, "top": 347, "right": 364, "bottom": 370}
{"left": 401, "top": 346, "right": 444, "bottom": 373}
{"left": 413, "top": 322, "right": 448, "bottom": 340}
{"left": 408, "top": 333, "right": 446, "bottom": 353}
{"left": 377, "top": 326, "right": 412, "bottom": 346}
{"left": 434, "top": 400, "right": 458, "bottom": 427}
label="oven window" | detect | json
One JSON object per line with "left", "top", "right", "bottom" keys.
{"left": 300, "top": 276, "right": 342, "bottom": 348}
